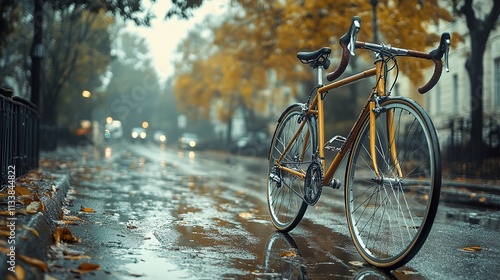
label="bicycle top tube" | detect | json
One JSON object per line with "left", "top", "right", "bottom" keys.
{"left": 324, "top": 16, "right": 450, "bottom": 94}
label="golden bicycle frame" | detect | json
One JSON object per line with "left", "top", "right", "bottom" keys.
{"left": 275, "top": 59, "right": 401, "bottom": 186}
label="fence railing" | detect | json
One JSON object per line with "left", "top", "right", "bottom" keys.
{"left": 1, "top": 88, "right": 40, "bottom": 184}
{"left": 444, "top": 116, "right": 500, "bottom": 179}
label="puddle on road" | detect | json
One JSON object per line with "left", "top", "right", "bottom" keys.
{"left": 121, "top": 231, "right": 193, "bottom": 279}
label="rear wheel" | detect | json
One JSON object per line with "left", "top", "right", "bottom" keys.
{"left": 267, "top": 104, "right": 317, "bottom": 232}
{"left": 345, "top": 97, "right": 441, "bottom": 269}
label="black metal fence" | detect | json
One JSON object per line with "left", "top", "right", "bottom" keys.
{"left": 1, "top": 88, "right": 40, "bottom": 184}
{"left": 445, "top": 116, "right": 500, "bottom": 179}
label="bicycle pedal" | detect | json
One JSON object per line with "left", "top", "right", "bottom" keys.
{"left": 325, "top": 135, "right": 346, "bottom": 152}
{"left": 329, "top": 178, "right": 341, "bottom": 189}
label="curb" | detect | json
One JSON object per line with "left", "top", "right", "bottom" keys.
{"left": 0, "top": 170, "right": 70, "bottom": 280}
{"left": 440, "top": 180, "right": 500, "bottom": 209}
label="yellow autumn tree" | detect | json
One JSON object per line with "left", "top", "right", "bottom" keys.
{"left": 173, "top": 0, "right": 458, "bottom": 139}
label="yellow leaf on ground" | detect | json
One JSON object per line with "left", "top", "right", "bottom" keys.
{"left": 78, "top": 262, "right": 100, "bottom": 271}
{"left": 64, "top": 215, "right": 83, "bottom": 221}
{"left": 461, "top": 245, "right": 482, "bottom": 252}
{"left": 21, "top": 226, "right": 39, "bottom": 237}
{"left": 71, "top": 262, "right": 101, "bottom": 274}
{"left": 0, "top": 246, "right": 10, "bottom": 254}
{"left": 15, "top": 264, "right": 25, "bottom": 280}
{"left": 53, "top": 227, "right": 79, "bottom": 245}
{"left": 18, "top": 254, "right": 48, "bottom": 271}
{"left": 15, "top": 186, "right": 32, "bottom": 196}
{"left": 80, "top": 206, "right": 96, "bottom": 213}
{"left": 349, "top": 260, "right": 365, "bottom": 267}
{"left": 238, "top": 212, "right": 254, "bottom": 219}
{"left": 26, "top": 201, "right": 43, "bottom": 214}
{"left": 62, "top": 215, "right": 84, "bottom": 225}
{"left": 280, "top": 250, "right": 297, "bottom": 258}
{"left": 64, "top": 254, "right": 91, "bottom": 260}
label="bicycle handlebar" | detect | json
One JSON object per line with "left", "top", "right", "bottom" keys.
{"left": 326, "top": 16, "right": 451, "bottom": 94}
{"left": 326, "top": 16, "right": 361, "bottom": 82}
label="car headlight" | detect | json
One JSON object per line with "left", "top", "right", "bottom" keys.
{"left": 189, "top": 140, "right": 196, "bottom": 147}
{"left": 132, "top": 132, "right": 138, "bottom": 138}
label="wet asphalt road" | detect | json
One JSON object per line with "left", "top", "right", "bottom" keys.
{"left": 45, "top": 142, "right": 500, "bottom": 279}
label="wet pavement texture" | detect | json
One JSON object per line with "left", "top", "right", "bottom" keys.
{"left": 45, "top": 142, "right": 500, "bottom": 279}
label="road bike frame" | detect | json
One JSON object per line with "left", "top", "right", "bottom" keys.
{"left": 275, "top": 57, "right": 394, "bottom": 187}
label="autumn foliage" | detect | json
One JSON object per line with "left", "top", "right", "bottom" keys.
{"left": 173, "top": 0, "right": 456, "bottom": 127}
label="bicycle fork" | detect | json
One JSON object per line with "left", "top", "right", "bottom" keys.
{"left": 370, "top": 59, "right": 403, "bottom": 180}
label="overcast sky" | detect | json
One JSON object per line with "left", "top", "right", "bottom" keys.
{"left": 126, "top": 1, "right": 228, "bottom": 83}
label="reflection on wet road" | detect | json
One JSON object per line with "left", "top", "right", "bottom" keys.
{"left": 47, "top": 142, "right": 500, "bottom": 279}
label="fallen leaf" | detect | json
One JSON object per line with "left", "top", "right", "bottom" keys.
{"left": 78, "top": 262, "right": 100, "bottom": 271}
{"left": 54, "top": 227, "right": 79, "bottom": 245}
{"left": 64, "top": 215, "right": 83, "bottom": 221}
{"left": 64, "top": 254, "right": 91, "bottom": 260}
{"left": 127, "top": 224, "right": 138, "bottom": 229}
{"left": 0, "top": 210, "right": 15, "bottom": 216}
{"left": 18, "top": 254, "right": 48, "bottom": 271}
{"left": 26, "top": 201, "right": 43, "bottom": 214}
{"left": 15, "top": 264, "right": 25, "bottom": 280}
{"left": 33, "top": 192, "right": 46, "bottom": 211}
{"left": 15, "top": 186, "right": 32, "bottom": 196}
{"left": 71, "top": 262, "right": 101, "bottom": 274}
{"left": 461, "top": 245, "right": 482, "bottom": 252}
{"left": 43, "top": 190, "right": 52, "bottom": 198}
{"left": 0, "top": 246, "right": 10, "bottom": 254}
{"left": 349, "top": 260, "right": 365, "bottom": 267}
{"left": 62, "top": 215, "right": 84, "bottom": 225}
{"left": 21, "top": 225, "right": 39, "bottom": 237}
{"left": 80, "top": 206, "right": 96, "bottom": 213}
{"left": 280, "top": 250, "right": 297, "bottom": 258}
{"left": 238, "top": 212, "right": 254, "bottom": 219}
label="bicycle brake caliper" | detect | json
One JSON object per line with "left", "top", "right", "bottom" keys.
{"left": 371, "top": 96, "right": 387, "bottom": 115}
{"left": 297, "top": 103, "right": 309, "bottom": 124}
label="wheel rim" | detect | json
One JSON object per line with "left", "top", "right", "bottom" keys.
{"left": 268, "top": 109, "right": 314, "bottom": 230}
{"left": 346, "top": 100, "right": 440, "bottom": 267}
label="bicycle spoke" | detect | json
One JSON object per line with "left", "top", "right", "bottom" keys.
{"left": 346, "top": 98, "right": 440, "bottom": 269}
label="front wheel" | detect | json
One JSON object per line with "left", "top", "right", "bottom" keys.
{"left": 267, "top": 104, "right": 317, "bottom": 232}
{"left": 345, "top": 97, "right": 441, "bottom": 269}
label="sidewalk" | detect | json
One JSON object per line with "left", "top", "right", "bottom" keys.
{"left": 0, "top": 150, "right": 499, "bottom": 279}
{"left": 0, "top": 159, "right": 71, "bottom": 279}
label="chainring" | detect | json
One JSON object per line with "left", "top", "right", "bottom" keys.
{"left": 303, "top": 162, "right": 323, "bottom": 205}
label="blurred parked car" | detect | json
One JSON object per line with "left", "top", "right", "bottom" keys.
{"left": 231, "top": 132, "right": 270, "bottom": 157}
{"left": 104, "top": 120, "right": 123, "bottom": 140}
{"left": 153, "top": 131, "right": 167, "bottom": 143}
{"left": 178, "top": 133, "right": 202, "bottom": 150}
{"left": 131, "top": 127, "right": 147, "bottom": 142}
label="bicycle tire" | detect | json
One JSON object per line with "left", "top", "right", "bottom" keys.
{"left": 267, "top": 104, "right": 317, "bottom": 232}
{"left": 345, "top": 97, "right": 441, "bottom": 269}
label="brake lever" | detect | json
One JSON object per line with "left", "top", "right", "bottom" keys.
{"left": 348, "top": 19, "right": 361, "bottom": 56}
{"left": 444, "top": 36, "right": 450, "bottom": 72}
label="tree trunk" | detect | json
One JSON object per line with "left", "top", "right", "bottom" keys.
{"left": 465, "top": 38, "right": 486, "bottom": 166}
{"left": 460, "top": 0, "right": 500, "bottom": 169}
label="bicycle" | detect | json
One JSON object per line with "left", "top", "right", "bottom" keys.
{"left": 267, "top": 16, "right": 450, "bottom": 269}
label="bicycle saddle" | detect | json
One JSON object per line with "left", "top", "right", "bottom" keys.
{"left": 297, "top": 47, "right": 331, "bottom": 69}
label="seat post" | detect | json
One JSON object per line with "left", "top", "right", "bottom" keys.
{"left": 317, "top": 67, "right": 323, "bottom": 86}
